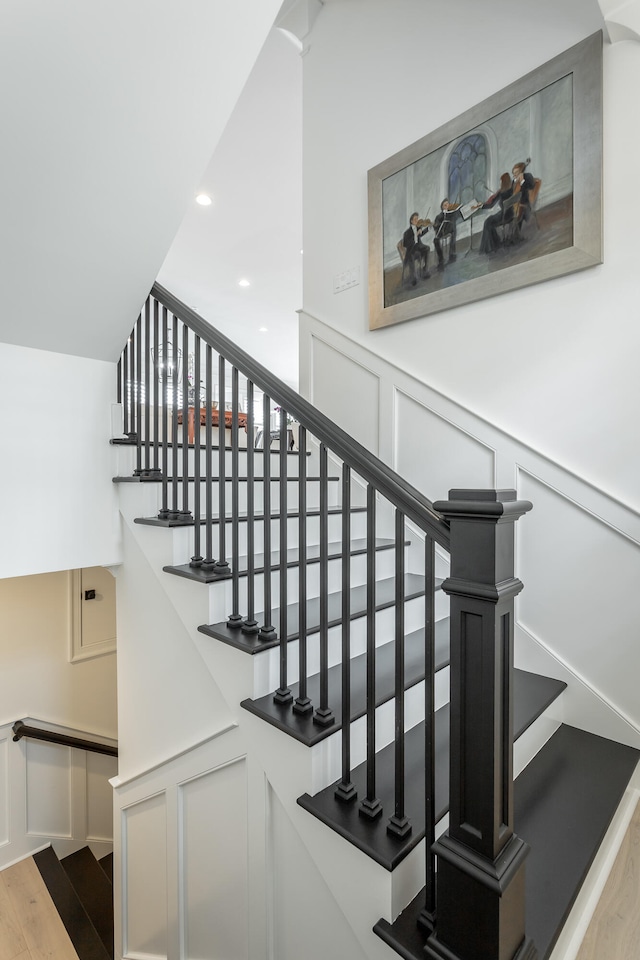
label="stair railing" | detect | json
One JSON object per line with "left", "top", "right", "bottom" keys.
{"left": 12, "top": 719, "right": 118, "bottom": 757}
{"left": 116, "top": 283, "right": 533, "bottom": 957}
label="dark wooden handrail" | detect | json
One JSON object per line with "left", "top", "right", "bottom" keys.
{"left": 12, "top": 720, "right": 118, "bottom": 757}
{"left": 151, "top": 283, "right": 450, "bottom": 548}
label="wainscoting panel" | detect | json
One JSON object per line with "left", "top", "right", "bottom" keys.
{"left": 86, "top": 751, "right": 118, "bottom": 843}
{"left": 179, "top": 758, "right": 248, "bottom": 960}
{"left": 395, "top": 391, "right": 496, "bottom": 502}
{"left": 517, "top": 468, "right": 640, "bottom": 730}
{"left": 122, "top": 792, "right": 168, "bottom": 959}
{"left": 26, "top": 740, "right": 72, "bottom": 839}
{"left": 0, "top": 735, "right": 8, "bottom": 846}
{"left": 310, "top": 335, "right": 381, "bottom": 456}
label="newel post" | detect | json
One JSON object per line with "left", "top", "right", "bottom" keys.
{"left": 426, "top": 489, "right": 536, "bottom": 960}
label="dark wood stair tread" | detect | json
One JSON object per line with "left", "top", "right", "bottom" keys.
{"left": 198, "top": 573, "right": 431, "bottom": 654}
{"left": 133, "top": 504, "right": 368, "bottom": 528}
{"left": 164, "top": 537, "right": 403, "bottom": 584}
{"left": 33, "top": 846, "right": 111, "bottom": 960}
{"left": 241, "top": 619, "right": 450, "bottom": 746}
{"left": 61, "top": 847, "right": 113, "bottom": 958}
{"left": 296, "top": 669, "right": 567, "bottom": 871}
{"left": 374, "top": 724, "right": 640, "bottom": 960}
{"left": 98, "top": 852, "right": 113, "bottom": 885}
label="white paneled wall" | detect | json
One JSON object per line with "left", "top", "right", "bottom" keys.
{"left": 300, "top": 309, "right": 640, "bottom": 749}
{"left": 0, "top": 721, "right": 117, "bottom": 868}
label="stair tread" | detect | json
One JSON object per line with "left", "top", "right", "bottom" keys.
{"left": 61, "top": 847, "right": 113, "bottom": 957}
{"left": 374, "top": 724, "right": 640, "bottom": 960}
{"left": 98, "top": 853, "right": 113, "bottom": 885}
{"left": 113, "top": 474, "right": 339, "bottom": 483}
{"left": 198, "top": 573, "right": 431, "bottom": 654}
{"left": 296, "top": 669, "right": 567, "bottom": 871}
{"left": 33, "top": 847, "right": 111, "bottom": 960}
{"left": 110, "top": 437, "right": 309, "bottom": 455}
{"left": 133, "top": 504, "right": 368, "bottom": 528}
{"left": 241, "top": 619, "right": 450, "bottom": 746}
{"left": 164, "top": 537, "right": 404, "bottom": 584}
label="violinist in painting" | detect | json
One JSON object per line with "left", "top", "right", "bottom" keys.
{"left": 402, "top": 212, "right": 432, "bottom": 285}
{"left": 433, "top": 199, "right": 462, "bottom": 269}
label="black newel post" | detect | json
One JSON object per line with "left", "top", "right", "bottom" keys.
{"left": 425, "top": 489, "right": 536, "bottom": 960}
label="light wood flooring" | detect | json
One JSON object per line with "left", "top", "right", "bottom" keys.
{"left": 0, "top": 856, "right": 79, "bottom": 960}
{"left": 576, "top": 799, "right": 640, "bottom": 960}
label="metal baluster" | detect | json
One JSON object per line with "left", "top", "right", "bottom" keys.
{"left": 116, "top": 356, "right": 123, "bottom": 430}
{"left": 201, "top": 345, "right": 215, "bottom": 572}
{"left": 360, "top": 484, "right": 382, "bottom": 820}
{"left": 133, "top": 315, "right": 142, "bottom": 475}
{"left": 179, "top": 322, "right": 191, "bottom": 524}
{"left": 260, "top": 392, "right": 276, "bottom": 641}
{"left": 190, "top": 335, "right": 202, "bottom": 567}
{"left": 335, "top": 464, "right": 356, "bottom": 801}
{"left": 215, "top": 356, "right": 229, "bottom": 572}
{"left": 142, "top": 297, "right": 151, "bottom": 474}
{"left": 388, "top": 509, "right": 411, "bottom": 837}
{"left": 227, "top": 367, "right": 243, "bottom": 628}
{"left": 127, "top": 325, "right": 136, "bottom": 443}
{"left": 121, "top": 341, "right": 130, "bottom": 439}
{"left": 419, "top": 535, "right": 437, "bottom": 932}
{"left": 314, "top": 443, "right": 334, "bottom": 727}
{"left": 243, "top": 381, "right": 259, "bottom": 634}
{"left": 169, "top": 314, "right": 180, "bottom": 520}
{"left": 274, "top": 408, "right": 292, "bottom": 704}
{"left": 293, "top": 425, "right": 312, "bottom": 715}
{"left": 152, "top": 299, "right": 160, "bottom": 476}
{"left": 158, "top": 307, "right": 170, "bottom": 520}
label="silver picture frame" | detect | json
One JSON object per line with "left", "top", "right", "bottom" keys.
{"left": 368, "top": 32, "right": 603, "bottom": 330}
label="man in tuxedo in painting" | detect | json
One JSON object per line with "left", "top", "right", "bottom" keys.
{"left": 402, "top": 212, "right": 431, "bottom": 286}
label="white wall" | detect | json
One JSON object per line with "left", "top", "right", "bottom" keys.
{"left": 0, "top": 342, "right": 121, "bottom": 579}
{"left": 0, "top": 570, "right": 117, "bottom": 736}
{"left": 301, "top": 0, "right": 640, "bottom": 515}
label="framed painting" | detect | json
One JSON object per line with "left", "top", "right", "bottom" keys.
{"left": 368, "top": 31, "right": 602, "bottom": 330}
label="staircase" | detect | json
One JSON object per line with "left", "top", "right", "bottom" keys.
{"left": 110, "top": 284, "right": 640, "bottom": 960}
{"left": 34, "top": 846, "right": 114, "bottom": 960}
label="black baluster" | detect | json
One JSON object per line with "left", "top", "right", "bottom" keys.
{"left": 419, "top": 535, "right": 437, "bottom": 932}
{"left": 388, "top": 508, "right": 411, "bottom": 838}
{"left": 133, "top": 314, "right": 143, "bottom": 475}
{"left": 335, "top": 464, "right": 356, "bottom": 801}
{"left": 260, "top": 392, "right": 276, "bottom": 641}
{"left": 168, "top": 314, "right": 180, "bottom": 521}
{"left": 215, "top": 355, "right": 229, "bottom": 573}
{"left": 360, "top": 484, "right": 382, "bottom": 820}
{"left": 314, "top": 443, "right": 334, "bottom": 727}
{"left": 151, "top": 299, "right": 160, "bottom": 477}
{"left": 142, "top": 296, "right": 151, "bottom": 474}
{"left": 127, "top": 324, "right": 136, "bottom": 443}
{"left": 243, "top": 381, "right": 259, "bottom": 634}
{"left": 190, "top": 335, "right": 202, "bottom": 567}
{"left": 201, "top": 345, "right": 216, "bottom": 572}
{"left": 158, "top": 307, "right": 169, "bottom": 520}
{"left": 274, "top": 407, "right": 292, "bottom": 704}
{"left": 293, "top": 425, "right": 312, "bottom": 715}
{"left": 179, "top": 322, "right": 191, "bottom": 523}
{"left": 227, "top": 367, "right": 243, "bottom": 629}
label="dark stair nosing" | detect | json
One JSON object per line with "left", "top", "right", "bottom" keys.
{"left": 113, "top": 474, "right": 339, "bottom": 483}
{"left": 296, "top": 669, "right": 567, "bottom": 871}
{"left": 33, "top": 846, "right": 111, "bottom": 960}
{"left": 374, "top": 725, "right": 640, "bottom": 960}
{"left": 198, "top": 573, "right": 432, "bottom": 654}
{"left": 241, "top": 618, "right": 450, "bottom": 747}
{"left": 110, "top": 437, "right": 310, "bottom": 456}
{"left": 60, "top": 847, "right": 114, "bottom": 959}
{"left": 164, "top": 537, "right": 406, "bottom": 584}
{"left": 133, "top": 504, "right": 368, "bottom": 528}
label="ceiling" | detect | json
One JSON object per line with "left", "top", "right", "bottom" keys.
{"left": 0, "top": 0, "right": 287, "bottom": 366}
{"left": 157, "top": 26, "right": 303, "bottom": 390}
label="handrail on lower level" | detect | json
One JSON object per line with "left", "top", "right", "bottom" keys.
{"left": 12, "top": 720, "right": 118, "bottom": 757}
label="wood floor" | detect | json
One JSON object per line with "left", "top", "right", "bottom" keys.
{"left": 575, "top": 798, "right": 640, "bottom": 960}
{"left": 0, "top": 857, "right": 79, "bottom": 960}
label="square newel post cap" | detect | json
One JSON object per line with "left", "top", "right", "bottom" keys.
{"left": 433, "top": 489, "right": 533, "bottom": 524}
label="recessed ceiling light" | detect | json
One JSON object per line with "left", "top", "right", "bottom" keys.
{"left": 259, "top": 326, "right": 268, "bottom": 333}
{"left": 195, "top": 194, "right": 212, "bottom": 206}
{"left": 238, "top": 279, "right": 251, "bottom": 287}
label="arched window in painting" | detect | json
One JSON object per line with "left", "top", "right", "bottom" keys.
{"left": 447, "top": 134, "right": 487, "bottom": 206}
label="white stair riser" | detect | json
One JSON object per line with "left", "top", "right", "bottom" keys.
{"left": 309, "top": 668, "right": 450, "bottom": 795}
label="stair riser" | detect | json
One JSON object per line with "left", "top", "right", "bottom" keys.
{"left": 152, "top": 476, "right": 342, "bottom": 511}
{"left": 309, "top": 668, "right": 451, "bottom": 794}
{"left": 115, "top": 442, "right": 311, "bottom": 480}
{"left": 169, "top": 509, "right": 372, "bottom": 560}
{"left": 250, "top": 601, "right": 446, "bottom": 699}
